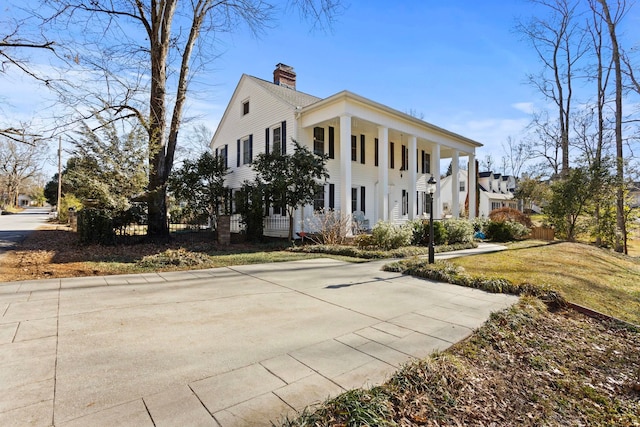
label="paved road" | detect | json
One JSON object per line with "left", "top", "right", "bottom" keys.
{"left": 0, "top": 245, "right": 516, "bottom": 427}
{"left": 0, "top": 207, "right": 51, "bottom": 254}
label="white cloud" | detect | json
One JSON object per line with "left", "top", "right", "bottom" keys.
{"left": 512, "top": 102, "right": 535, "bottom": 114}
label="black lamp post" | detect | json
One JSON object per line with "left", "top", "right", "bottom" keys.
{"left": 427, "top": 176, "right": 436, "bottom": 264}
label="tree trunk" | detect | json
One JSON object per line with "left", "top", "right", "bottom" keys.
{"left": 145, "top": 1, "right": 177, "bottom": 238}
{"left": 597, "top": 0, "right": 626, "bottom": 254}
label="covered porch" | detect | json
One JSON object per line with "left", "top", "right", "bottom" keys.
{"left": 297, "top": 91, "right": 480, "bottom": 234}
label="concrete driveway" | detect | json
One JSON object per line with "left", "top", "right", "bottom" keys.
{"left": 0, "top": 254, "right": 517, "bottom": 426}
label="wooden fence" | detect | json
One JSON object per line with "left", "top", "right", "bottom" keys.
{"left": 529, "top": 226, "right": 555, "bottom": 241}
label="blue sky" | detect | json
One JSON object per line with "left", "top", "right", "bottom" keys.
{"left": 196, "top": 0, "right": 544, "bottom": 159}
{"left": 2, "top": 0, "right": 640, "bottom": 175}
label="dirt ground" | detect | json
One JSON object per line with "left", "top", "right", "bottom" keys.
{"left": 0, "top": 224, "right": 250, "bottom": 282}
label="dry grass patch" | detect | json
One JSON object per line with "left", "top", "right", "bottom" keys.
{"left": 451, "top": 241, "right": 640, "bottom": 325}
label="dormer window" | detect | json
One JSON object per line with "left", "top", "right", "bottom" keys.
{"left": 242, "top": 99, "right": 250, "bottom": 116}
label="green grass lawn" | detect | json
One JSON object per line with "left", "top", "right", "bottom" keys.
{"left": 451, "top": 241, "right": 640, "bottom": 325}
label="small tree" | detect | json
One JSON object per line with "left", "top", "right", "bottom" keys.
{"left": 545, "top": 167, "right": 593, "bottom": 241}
{"left": 235, "top": 181, "right": 266, "bottom": 241}
{"left": 168, "top": 151, "right": 229, "bottom": 228}
{"left": 65, "top": 117, "right": 148, "bottom": 212}
{"left": 252, "top": 140, "right": 329, "bottom": 240}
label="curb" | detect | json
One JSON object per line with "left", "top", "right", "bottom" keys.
{"left": 566, "top": 301, "right": 640, "bottom": 330}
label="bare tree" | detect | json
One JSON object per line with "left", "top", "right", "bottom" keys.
{"left": 501, "top": 136, "right": 533, "bottom": 178}
{"left": 0, "top": 135, "right": 48, "bottom": 207}
{"left": 593, "top": 0, "right": 628, "bottom": 253}
{"left": 41, "top": 0, "right": 343, "bottom": 238}
{"left": 526, "top": 110, "right": 563, "bottom": 176}
{"left": 1, "top": 3, "right": 57, "bottom": 142}
{"left": 517, "top": 0, "right": 588, "bottom": 175}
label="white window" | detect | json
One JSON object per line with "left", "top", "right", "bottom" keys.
{"left": 459, "top": 181, "right": 466, "bottom": 192}
{"left": 242, "top": 99, "right": 249, "bottom": 116}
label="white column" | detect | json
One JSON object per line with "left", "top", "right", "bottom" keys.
{"left": 451, "top": 150, "right": 460, "bottom": 218}
{"left": 468, "top": 152, "right": 476, "bottom": 219}
{"left": 432, "top": 144, "right": 441, "bottom": 219}
{"left": 377, "top": 126, "right": 389, "bottom": 222}
{"left": 408, "top": 135, "right": 417, "bottom": 219}
{"left": 340, "top": 115, "right": 353, "bottom": 235}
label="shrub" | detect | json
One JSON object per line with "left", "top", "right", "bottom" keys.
{"left": 137, "top": 248, "right": 211, "bottom": 268}
{"left": 58, "top": 194, "right": 83, "bottom": 222}
{"left": 489, "top": 207, "right": 533, "bottom": 228}
{"left": 304, "top": 209, "right": 349, "bottom": 245}
{"left": 371, "top": 221, "right": 413, "bottom": 250}
{"left": 409, "top": 219, "right": 447, "bottom": 246}
{"left": 354, "top": 233, "right": 377, "bottom": 249}
{"left": 77, "top": 208, "right": 115, "bottom": 245}
{"left": 486, "top": 220, "right": 530, "bottom": 242}
{"left": 470, "top": 216, "right": 490, "bottom": 233}
{"left": 443, "top": 218, "right": 474, "bottom": 244}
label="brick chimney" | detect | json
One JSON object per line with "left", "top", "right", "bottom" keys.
{"left": 273, "top": 63, "right": 296, "bottom": 90}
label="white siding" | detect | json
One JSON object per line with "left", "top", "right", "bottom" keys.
{"left": 211, "top": 76, "right": 297, "bottom": 189}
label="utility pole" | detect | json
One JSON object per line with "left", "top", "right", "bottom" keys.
{"left": 57, "top": 136, "right": 62, "bottom": 219}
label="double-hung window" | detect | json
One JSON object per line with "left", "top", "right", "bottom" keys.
{"left": 314, "top": 127, "right": 325, "bottom": 156}
{"left": 313, "top": 185, "right": 325, "bottom": 211}
{"left": 242, "top": 137, "right": 252, "bottom": 164}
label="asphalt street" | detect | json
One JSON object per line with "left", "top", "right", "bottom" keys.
{"left": 0, "top": 207, "right": 51, "bottom": 254}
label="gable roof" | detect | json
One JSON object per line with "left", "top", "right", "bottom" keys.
{"left": 246, "top": 75, "right": 321, "bottom": 108}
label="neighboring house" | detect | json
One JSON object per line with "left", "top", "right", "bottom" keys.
{"left": 440, "top": 169, "right": 519, "bottom": 218}
{"left": 210, "top": 63, "right": 482, "bottom": 237}
{"left": 17, "top": 194, "right": 33, "bottom": 207}
{"left": 630, "top": 182, "right": 640, "bottom": 209}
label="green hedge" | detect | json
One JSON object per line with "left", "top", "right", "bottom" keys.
{"left": 77, "top": 208, "right": 116, "bottom": 245}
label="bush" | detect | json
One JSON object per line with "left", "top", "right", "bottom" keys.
{"left": 77, "top": 208, "right": 116, "bottom": 245}
{"left": 409, "top": 219, "right": 448, "bottom": 246}
{"left": 486, "top": 220, "right": 530, "bottom": 242}
{"left": 371, "top": 221, "right": 413, "bottom": 250}
{"left": 443, "top": 218, "right": 474, "bottom": 244}
{"left": 489, "top": 207, "right": 533, "bottom": 228}
{"left": 470, "top": 216, "right": 490, "bottom": 233}
{"left": 58, "top": 194, "right": 83, "bottom": 223}
{"left": 305, "top": 209, "right": 349, "bottom": 245}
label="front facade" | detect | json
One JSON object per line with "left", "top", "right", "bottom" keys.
{"left": 211, "top": 64, "right": 482, "bottom": 236}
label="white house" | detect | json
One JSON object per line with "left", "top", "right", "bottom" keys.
{"left": 440, "top": 169, "right": 519, "bottom": 218}
{"left": 210, "top": 64, "right": 482, "bottom": 236}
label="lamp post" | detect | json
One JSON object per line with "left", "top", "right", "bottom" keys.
{"left": 427, "top": 176, "right": 436, "bottom": 264}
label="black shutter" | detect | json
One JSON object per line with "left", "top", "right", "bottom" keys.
{"left": 416, "top": 149, "right": 419, "bottom": 172}
{"left": 249, "top": 134, "right": 253, "bottom": 162}
{"left": 361, "top": 186, "right": 366, "bottom": 214}
{"left": 390, "top": 142, "right": 395, "bottom": 169}
{"left": 265, "top": 128, "right": 270, "bottom": 155}
{"left": 329, "top": 184, "right": 335, "bottom": 210}
{"left": 281, "top": 121, "right": 286, "bottom": 154}
{"left": 401, "top": 145, "right": 406, "bottom": 171}
{"left": 360, "top": 135, "right": 365, "bottom": 164}
{"left": 328, "top": 127, "right": 335, "bottom": 159}
{"left": 421, "top": 150, "right": 425, "bottom": 173}
{"left": 374, "top": 138, "right": 379, "bottom": 166}
{"left": 215, "top": 147, "right": 218, "bottom": 156}
{"left": 351, "top": 135, "right": 357, "bottom": 161}
{"left": 237, "top": 139, "right": 240, "bottom": 167}
{"left": 224, "top": 144, "right": 228, "bottom": 169}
